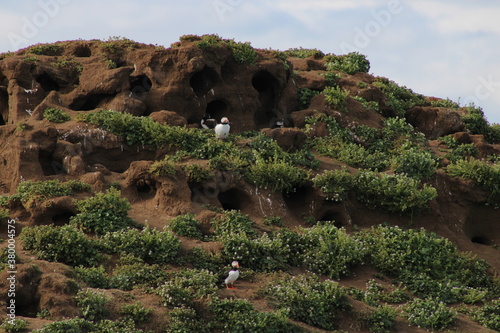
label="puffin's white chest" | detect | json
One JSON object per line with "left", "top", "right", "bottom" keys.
{"left": 224, "top": 269, "right": 239, "bottom": 284}
{"left": 215, "top": 123, "right": 230, "bottom": 139}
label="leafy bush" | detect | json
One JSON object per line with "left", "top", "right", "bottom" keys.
{"left": 325, "top": 52, "right": 370, "bottom": 74}
{"left": 11, "top": 179, "right": 90, "bottom": 205}
{"left": 373, "top": 77, "right": 425, "bottom": 117}
{"left": 74, "top": 265, "right": 111, "bottom": 289}
{"left": 312, "top": 168, "right": 353, "bottom": 201}
{"left": 98, "top": 227, "right": 181, "bottom": 264}
{"left": 1, "top": 318, "right": 28, "bottom": 333}
{"left": 149, "top": 159, "right": 177, "bottom": 178}
{"left": 297, "top": 88, "right": 320, "bottom": 109}
{"left": 20, "top": 224, "right": 98, "bottom": 266}
{"left": 262, "top": 216, "right": 283, "bottom": 227}
{"left": 212, "top": 210, "right": 257, "bottom": 238}
{"left": 119, "top": 303, "right": 152, "bottom": 324}
{"left": 33, "top": 317, "right": 94, "bottom": 333}
{"left": 299, "top": 223, "right": 365, "bottom": 278}
{"left": 245, "top": 157, "right": 310, "bottom": 192}
{"left": 363, "top": 305, "right": 397, "bottom": 333}
{"left": 441, "top": 136, "right": 478, "bottom": 162}
{"left": 75, "top": 288, "right": 110, "bottom": 321}
{"left": 472, "top": 299, "right": 500, "bottom": 331}
{"left": 208, "top": 297, "right": 303, "bottom": 333}
{"left": 462, "top": 104, "right": 500, "bottom": 143}
{"left": 168, "top": 213, "right": 203, "bottom": 239}
{"left": 430, "top": 97, "right": 460, "bottom": 108}
{"left": 71, "top": 187, "right": 134, "bottom": 234}
{"left": 228, "top": 40, "right": 258, "bottom": 64}
{"left": 404, "top": 298, "right": 455, "bottom": 331}
{"left": 0, "top": 208, "right": 9, "bottom": 221}
{"left": 112, "top": 259, "right": 168, "bottom": 290}
{"left": 446, "top": 158, "right": 500, "bottom": 207}
{"left": 181, "top": 163, "right": 214, "bottom": 182}
{"left": 221, "top": 232, "right": 290, "bottom": 272}
{"left": 28, "top": 43, "right": 63, "bottom": 55}
{"left": 264, "top": 274, "right": 349, "bottom": 330}
{"left": 167, "top": 306, "right": 207, "bottom": 333}
{"left": 156, "top": 269, "right": 218, "bottom": 307}
{"left": 324, "top": 86, "right": 349, "bottom": 110}
{"left": 43, "top": 108, "right": 71, "bottom": 123}
{"left": 391, "top": 144, "right": 438, "bottom": 179}
{"left": 282, "top": 47, "right": 325, "bottom": 59}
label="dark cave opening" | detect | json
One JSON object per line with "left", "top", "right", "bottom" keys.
{"left": 38, "top": 150, "right": 65, "bottom": 176}
{"left": 190, "top": 66, "right": 218, "bottom": 96}
{"left": 317, "top": 210, "right": 345, "bottom": 228}
{"left": 135, "top": 178, "right": 157, "bottom": 200}
{"left": 206, "top": 100, "right": 229, "bottom": 123}
{"left": 35, "top": 73, "right": 60, "bottom": 92}
{"left": 73, "top": 44, "right": 92, "bottom": 57}
{"left": 52, "top": 211, "right": 76, "bottom": 225}
{"left": 252, "top": 70, "right": 280, "bottom": 128}
{"left": 471, "top": 236, "right": 492, "bottom": 246}
{"left": 283, "top": 185, "right": 315, "bottom": 216}
{"left": 218, "top": 188, "right": 250, "bottom": 212}
{"left": 70, "top": 93, "right": 114, "bottom": 111}
{"left": 0, "top": 114, "right": 5, "bottom": 126}
{"left": 129, "top": 74, "right": 152, "bottom": 95}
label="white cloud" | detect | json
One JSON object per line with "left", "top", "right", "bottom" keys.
{"left": 409, "top": 1, "right": 500, "bottom": 34}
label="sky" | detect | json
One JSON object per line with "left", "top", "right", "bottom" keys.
{"left": 1, "top": 0, "right": 500, "bottom": 124}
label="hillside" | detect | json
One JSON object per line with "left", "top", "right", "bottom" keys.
{"left": 0, "top": 35, "right": 499, "bottom": 332}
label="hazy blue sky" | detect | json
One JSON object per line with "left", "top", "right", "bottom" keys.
{"left": 2, "top": 0, "right": 499, "bottom": 123}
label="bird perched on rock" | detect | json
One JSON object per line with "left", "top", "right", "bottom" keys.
{"left": 201, "top": 113, "right": 217, "bottom": 129}
{"left": 214, "top": 117, "right": 230, "bottom": 139}
{"left": 224, "top": 260, "right": 240, "bottom": 289}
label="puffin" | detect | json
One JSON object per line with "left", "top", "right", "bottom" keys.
{"left": 224, "top": 261, "right": 240, "bottom": 289}
{"left": 201, "top": 113, "right": 217, "bottom": 129}
{"left": 214, "top": 117, "right": 230, "bottom": 140}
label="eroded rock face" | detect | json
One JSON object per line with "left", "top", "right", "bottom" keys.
{"left": 406, "top": 106, "right": 465, "bottom": 139}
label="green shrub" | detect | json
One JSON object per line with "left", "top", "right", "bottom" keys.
{"left": 283, "top": 47, "right": 325, "bottom": 59}
{"left": 312, "top": 168, "right": 353, "bottom": 201}
{"left": 33, "top": 317, "right": 94, "bottom": 333}
{"left": 373, "top": 78, "right": 425, "bottom": 117}
{"left": 324, "top": 86, "right": 349, "bottom": 110}
{"left": 20, "top": 224, "right": 98, "bottom": 266}
{"left": 472, "top": 299, "right": 500, "bottom": 331}
{"left": 149, "top": 159, "right": 177, "bottom": 178}
{"left": 12, "top": 179, "right": 90, "bottom": 205}
{"left": 119, "top": 303, "right": 152, "bottom": 324}
{"left": 245, "top": 157, "right": 309, "bottom": 192}
{"left": 43, "top": 108, "right": 71, "bottom": 123}
{"left": 112, "top": 260, "right": 167, "bottom": 290}
{"left": 299, "top": 224, "right": 365, "bottom": 278}
{"left": 208, "top": 297, "right": 303, "bottom": 333}
{"left": 325, "top": 52, "right": 370, "bottom": 74}
{"left": 98, "top": 227, "right": 181, "bottom": 264}
{"left": 92, "top": 319, "right": 146, "bottom": 333}
{"left": 262, "top": 216, "right": 283, "bottom": 227}
{"left": 181, "top": 164, "right": 214, "bottom": 182}
{"left": 404, "top": 298, "right": 455, "bottom": 331}
{"left": 75, "top": 288, "right": 110, "bottom": 321}
{"left": 441, "top": 136, "right": 478, "bottom": 162}
{"left": 156, "top": 269, "right": 218, "bottom": 307}
{"left": 228, "top": 40, "right": 258, "bottom": 64}
{"left": 446, "top": 158, "right": 500, "bottom": 207}
{"left": 221, "top": 232, "right": 290, "bottom": 272}
{"left": 264, "top": 274, "right": 349, "bottom": 330}
{"left": 0, "top": 208, "right": 9, "bottom": 221}
{"left": 168, "top": 213, "right": 203, "bottom": 239}
{"left": 74, "top": 265, "right": 111, "bottom": 288}
{"left": 1, "top": 318, "right": 28, "bottom": 333}
{"left": 71, "top": 187, "right": 134, "bottom": 234}
{"left": 353, "top": 170, "right": 437, "bottom": 214}
{"left": 363, "top": 305, "right": 397, "bottom": 333}
{"left": 212, "top": 210, "right": 257, "bottom": 238}
{"left": 430, "top": 97, "right": 460, "bottom": 108}
{"left": 297, "top": 88, "right": 320, "bottom": 109}
{"left": 166, "top": 306, "right": 207, "bottom": 333}
{"left": 462, "top": 104, "right": 500, "bottom": 143}
{"left": 391, "top": 144, "right": 438, "bottom": 179}
{"left": 353, "top": 96, "right": 380, "bottom": 113}
{"left": 28, "top": 43, "right": 63, "bottom": 55}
